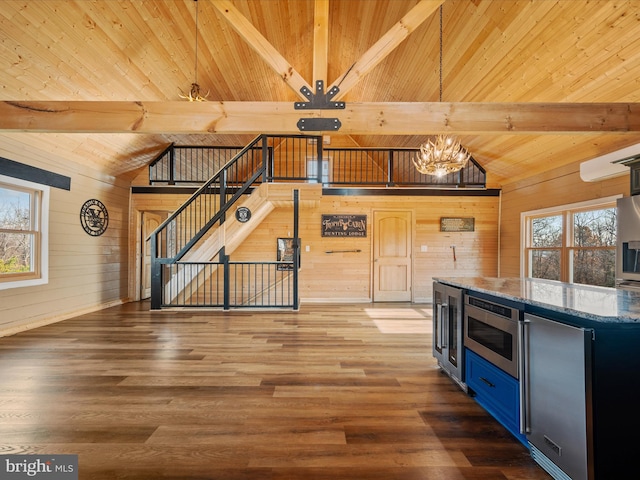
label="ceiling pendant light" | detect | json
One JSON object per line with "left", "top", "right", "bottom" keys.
{"left": 413, "top": 5, "right": 471, "bottom": 177}
{"left": 413, "top": 134, "right": 471, "bottom": 177}
{"left": 179, "top": 0, "right": 209, "bottom": 101}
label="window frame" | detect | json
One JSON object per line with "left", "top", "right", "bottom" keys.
{"left": 520, "top": 195, "right": 620, "bottom": 286}
{"left": 0, "top": 174, "right": 49, "bottom": 290}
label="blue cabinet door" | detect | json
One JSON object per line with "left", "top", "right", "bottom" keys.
{"left": 465, "top": 348, "right": 526, "bottom": 446}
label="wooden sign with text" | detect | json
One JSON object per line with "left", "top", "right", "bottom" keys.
{"left": 440, "top": 217, "right": 475, "bottom": 232}
{"left": 321, "top": 214, "right": 367, "bottom": 237}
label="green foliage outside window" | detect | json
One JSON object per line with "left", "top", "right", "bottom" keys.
{"left": 0, "top": 256, "right": 30, "bottom": 273}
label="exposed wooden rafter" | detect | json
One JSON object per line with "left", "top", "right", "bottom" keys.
{"left": 329, "top": 0, "right": 444, "bottom": 99}
{"left": 1, "top": 101, "right": 638, "bottom": 135}
{"left": 313, "top": 0, "right": 330, "bottom": 86}
{"left": 210, "top": 0, "right": 312, "bottom": 101}
{"left": 211, "top": 0, "right": 442, "bottom": 103}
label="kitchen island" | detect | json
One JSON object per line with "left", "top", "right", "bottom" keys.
{"left": 433, "top": 277, "right": 640, "bottom": 480}
{"left": 434, "top": 276, "right": 640, "bottom": 323}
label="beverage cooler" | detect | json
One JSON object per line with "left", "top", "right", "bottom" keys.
{"left": 432, "top": 282, "right": 465, "bottom": 390}
{"left": 521, "top": 313, "right": 595, "bottom": 480}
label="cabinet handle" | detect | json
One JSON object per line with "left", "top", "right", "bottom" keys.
{"left": 519, "top": 318, "right": 531, "bottom": 434}
{"left": 479, "top": 376, "right": 495, "bottom": 388}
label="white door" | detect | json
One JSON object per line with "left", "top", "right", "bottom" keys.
{"left": 373, "top": 210, "right": 412, "bottom": 301}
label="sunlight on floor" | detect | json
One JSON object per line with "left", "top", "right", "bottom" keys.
{"left": 373, "top": 319, "right": 432, "bottom": 334}
{"left": 365, "top": 306, "right": 433, "bottom": 334}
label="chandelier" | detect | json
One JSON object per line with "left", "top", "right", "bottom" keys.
{"left": 413, "top": 5, "right": 473, "bottom": 177}
{"left": 413, "top": 134, "right": 471, "bottom": 177}
{"left": 179, "top": 0, "right": 209, "bottom": 101}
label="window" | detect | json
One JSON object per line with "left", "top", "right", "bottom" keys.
{"left": 529, "top": 214, "right": 563, "bottom": 281}
{"left": 0, "top": 175, "right": 49, "bottom": 290}
{"left": 523, "top": 197, "right": 618, "bottom": 287}
{"left": 306, "top": 157, "right": 331, "bottom": 184}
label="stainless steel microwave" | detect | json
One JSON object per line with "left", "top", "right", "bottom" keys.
{"left": 464, "top": 294, "right": 521, "bottom": 378}
{"left": 616, "top": 196, "right": 640, "bottom": 288}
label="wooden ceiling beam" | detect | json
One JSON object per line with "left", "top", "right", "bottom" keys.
{"left": 1, "top": 101, "right": 639, "bottom": 135}
{"left": 210, "top": 0, "right": 312, "bottom": 101}
{"left": 313, "top": 0, "right": 330, "bottom": 86}
{"left": 330, "top": 0, "right": 444, "bottom": 100}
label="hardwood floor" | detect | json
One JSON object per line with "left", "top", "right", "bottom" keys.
{"left": 0, "top": 302, "right": 551, "bottom": 479}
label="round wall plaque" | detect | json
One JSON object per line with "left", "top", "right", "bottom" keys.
{"left": 235, "top": 206, "right": 251, "bottom": 223}
{"left": 80, "top": 199, "right": 109, "bottom": 236}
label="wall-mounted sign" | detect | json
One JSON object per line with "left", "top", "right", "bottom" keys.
{"left": 440, "top": 217, "right": 475, "bottom": 232}
{"left": 80, "top": 199, "right": 109, "bottom": 236}
{"left": 321, "top": 214, "right": 367, "bottom": 237}
{"left": 235, "top": 206, "right": 251, "bottom": 223}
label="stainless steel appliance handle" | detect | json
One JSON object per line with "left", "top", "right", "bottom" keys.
{"left": 519, "top": 317, "right": 531, "bottom": 434}
{"left": 440, "top": 303, "right": 448, "bottom": 348}
{"left": 435, "top": 302, "right": 443, "bottom": 349}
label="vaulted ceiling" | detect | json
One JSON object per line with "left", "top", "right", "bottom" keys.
{"left": 1, "top": 0, "right": 640, "bottom": 187}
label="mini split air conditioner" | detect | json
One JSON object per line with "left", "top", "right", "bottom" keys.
{"left": 580, "top": 143, "right": 640, "bottom": 182}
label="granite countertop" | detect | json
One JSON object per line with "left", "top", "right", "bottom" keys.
{"left": 434, "top": 277, "right": 640, "bottom": 323}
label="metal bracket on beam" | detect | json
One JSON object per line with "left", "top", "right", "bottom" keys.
{"left": 297, "top": 118, "right": 342, "bottom": 132}
{"left": 294, "top": 80, "right": 345, "bottom": 110}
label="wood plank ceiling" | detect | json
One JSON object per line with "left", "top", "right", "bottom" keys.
{"left": 1, "top": 0, "right": 640, "bottom": 186}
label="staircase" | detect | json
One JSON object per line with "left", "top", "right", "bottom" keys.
{"left": 148, "top": 134, "right": 323, "bottom": 310}
{"left": 161, "top": 182, "right": 320, "bottom": 306}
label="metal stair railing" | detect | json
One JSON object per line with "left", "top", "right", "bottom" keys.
{"left": 146, "top": 134, "right": 487, "bottom": 310}
{"left": 323, "top": 148, "right": 486, "bottom": 188}
{"left": 149, "top": 144, "right": 248, "bottom": 185}
{"left": 162, "top": 259, "right": 296, "bottom": 308}
{"left": 149, "top": 135, "right": 316, "bottom": 309}
{"left": 149, "top": 134, "right": 266, "bottom": 309}
{"left": 148, "top": 144, "right": 486, "bottom": 189}
{"left": 161, "top": 188, "right": 302, "bottom": 309}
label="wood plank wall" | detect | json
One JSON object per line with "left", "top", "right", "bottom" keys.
{"left": 0, "top": 138, "right": 130, "bottom": 337}
{"left": 132, "top": 191, "right": 499, "bottom": 304}
{"left": 500, "top": 163, "right": 629, "bottom": 277}
{"left": 252, "top": 194, "right": 499, "bottom": 303}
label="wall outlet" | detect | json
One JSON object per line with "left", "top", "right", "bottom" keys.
{"left": 421, "top": 245, "right": 428, "bottom": 252}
